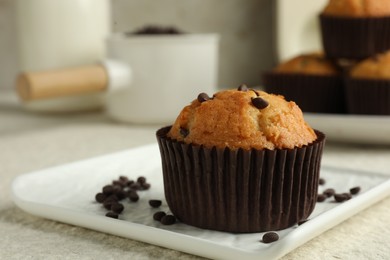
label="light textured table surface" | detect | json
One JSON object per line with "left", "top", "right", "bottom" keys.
{"left": 1, "top": 92, "right": 390, "bottom": 260}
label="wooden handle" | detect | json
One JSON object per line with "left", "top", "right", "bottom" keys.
{"left": 16, "top": 65, "right": 108, "bottom": 101}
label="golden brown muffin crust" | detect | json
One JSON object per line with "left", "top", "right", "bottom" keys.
{"left": 168, "top": 89, "right": 317, "bottom": 150}
{"left": 350, "top": 51, "right": 390, "bottom": 79}
{"left": 274, "top": 53, "right": 339, "bottom": 75}
{"left": 323, "top": 0, "right": 390, "bottom": 17}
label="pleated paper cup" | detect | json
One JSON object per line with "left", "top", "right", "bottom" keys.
{"left": 320, "top": 14, "right": 390, "bottom": 60}
{"left": 263, "top": 72, "right": 346, "bottom": 114}
{"left": 156, "top": 126, "right": 326, "bottom": 233}
{"left": 345, "top": 78, "right": 390, "bottom": 115}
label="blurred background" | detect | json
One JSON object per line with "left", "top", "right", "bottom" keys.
{"left": 0, "top": 0, "right": 276, "bottom": 91}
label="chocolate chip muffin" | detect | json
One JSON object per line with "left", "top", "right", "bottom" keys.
{"left": 263, "top": 53, "right": 346, "bottom": 114}
{"left": 320, "top": 0, "right": 390, "bottom": 59}
{"left": 345, "top": 51, "right": 390, "bottom": 114}
{"left": 156, "top": 86, "right": 326, "bottom": 233}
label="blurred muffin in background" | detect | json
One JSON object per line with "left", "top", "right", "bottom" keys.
{"left": 320, "top": 0, "right": 390, "bottom": 59}
{"left": 263, "top": 52, "right": 346, "bottom": 114}
{"left": 345, "top": 50, "right": 390, "bottom": 115}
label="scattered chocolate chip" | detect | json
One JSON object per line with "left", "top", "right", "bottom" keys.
{"left": 252, "top": 97, "right": 269, "bottom": 109}
{"left": 112, "top": 180, "right": 126, "bottom": 187}
{"left": 126, "top": 180, "right": 135, "bottom": 186}
{"left": 179, "top": 127, "right": 189, "bottom": 138}
{"left": 119, "top": 176, "right": 128, "bottom": 182}
{"left": 319, "top": 178, "right": 326, "bottom": 185}
{"left": 250, "top": 89, "right": 260, "bottom": 96}
{"left": 237, "top": 84, "right": 249, "bottom": 92}
{"left": 137, "top": 176, "right": 146, "bottom": 184}
{"left": 317, "top": 194, "right": 327, "bottom": 202}
{"left": 153, "top": 211, "right": 166, "bottom": 221}
{"left": 111, "top": 202, "right": 124, "bottom": 214}
{"left": 161, "top": 214, "right": 176, "bottom": 225}
{"left": 298, "top": 219, "right": 308, "bottom": 225}
{"left": 104, "top": 194, "right": 119, "bottom": 203}
{"left": 149, "top": 200, "right": 162, "bottom": 208}
{"left": 102, "top": 185, "right": 115, "bottom": 195}
{"left": 350, "top": 186, "right": 361, "bottom": 195}
{"left": 262, "top": 232, "right": 279, "bottom": 243}
{"left": 342, "top": 193, "right": 352, "bottom": 200}
{"left": 115, "top": 190, "right": 127, "bottom": 200}
{"left": 95, "top": 193, "right": 107, "bottom": 203}
{"left": 128, "top": 190, "right": 139, "bottom": 202}
{"left": 105, "top": 212, "right": 119, "bottom": 219}
{"left": 323, "top": 188, "right": 335, "bottom": 198}
{"left": 197, "top": 92, "right": 211, "bottom": 103}
{"left": 141, "top": 182, "right": 151, "bottom": 190}
{"left": 103, "top": 200, "right": 116, "bottom": 210}
{"left": 129, "top": 182, "right": 141, "bottom": 191}
{"left": 334, "top": 193, "right": 348, "bottom": 203}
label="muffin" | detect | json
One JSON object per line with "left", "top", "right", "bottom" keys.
{"left": 156, "top": 86, "right": 326, "bottom": 233}
{"left": 320, "top": 0, "right": 390, "bottom": 59}
{"left": 345, "top": 51, "right": 390, "bottom": 114}
{"left": 263, "top": 53, "right": 346, "bottom": 114}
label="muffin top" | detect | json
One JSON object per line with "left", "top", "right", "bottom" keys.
{"left": 167, "top": 87, "right": 317, "bottom": 150}
{"left": 274, "top": 53, "right": 339, "bottom": 76}
{"left": 350, "top": 51, "right": 390, "bottom": 79}
{"left": 322, "top": 0, "right": 390, "bottom": 17}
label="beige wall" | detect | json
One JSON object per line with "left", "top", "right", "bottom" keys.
{"left": 0, "top": 0, "right": 275, "bottom": 90}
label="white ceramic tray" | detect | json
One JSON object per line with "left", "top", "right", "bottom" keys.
{"left": 304, "top": 113, "right": 390, "bottom": 145}
{"left": 12, "top": 144, "right": 390, "bottom": 260}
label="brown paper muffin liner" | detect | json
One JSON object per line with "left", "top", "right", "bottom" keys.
{"left": 263, "top": 72, "right": 346, "bottom": 114}
{"left": 320, "top": 14, "right": 390, "bottom": 60}
{"left": 156, "top": 126, "right": 326, "bottom": 233}
{"left": 345, "top": 78, "right": 390, "bottom": 115}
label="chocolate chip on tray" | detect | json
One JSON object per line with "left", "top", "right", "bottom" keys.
{"left": 323, "top": 188, "right": 335, "bottom": 198}
{"left": 319, "top": 178, "right": 326, "bottom": 185}
{"left": 160, "top": 214, "right": 176, "bottom": 225}
{"left": 317, "top": 194, "right": 327, "bottom": 202}
{"left": 342, "top": 192, "right": 352, "bottom": 200}
{"left": 197, "top": 92, "right": 211, "bottom": 103}
{"left": 102, "top": 185, "right": 115, "bottom": 195}
{"left": 153, "top": 211, "right": 166, "bottom": 221}
{"left": 105, "top": 212, "right": 119, "bottom": 219}
{"left": 141, "top": 182, "right": 151, "bottom": 190}
{"left": 137, "top": 176, "right": 146, "bottom": 184}
{"left": 149, "top": 200, "right": 162, "bottom": 208}
{"left": 111, "top": 202, "right": 124, "bottom": 214}
{"left": 252, "top": 97, "right": 269, "bottom": 109}
{"left": 95, "top": 193, "right": 107, "bottom": 203}
{"left": 350, "top": 186, "right": 361, "bottom": 195}
{"left": 128, "top": 190, "right": 139, "bottom": 202}
{"left": 334, "top": 193, "right": 348, "bottom": 203}
{"left": 262, "top": 232, "right": 279, "bottom": 243}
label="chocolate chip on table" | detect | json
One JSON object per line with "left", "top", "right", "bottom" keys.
{"left": 323, "top": 188, "right": 335, "bottom": 198}
{"left": 103, "top": 200, "right": 115, "bottom": 210}
{"left": 153, "top": 211, "right": 166, "bottom": 221}
{"left": 105, "top": 212, "right": 119, "bottom": 219}
{"left": 317, "top": 194, "right": 327, "bottom": 202}
{"left": 111, "top": 202, "right": 124, "bottom": 214}
{"left": 160, "top": 214, "right": 176, "bottom": 225}
{"left": 262, "top": 232, "right": 279, "bottom": 243}
{"left": 350, "top": 186, "right": 361, "bottom": 195}
{"left": 129, "top": 182, "right": 141, "bottom": 190}
{"left": 115, "top": 190, "right": 128, "bottom": 200}
{"left": 342, "top": 193, "right": 352, "bottom": 200}
{"left": 95, "top": 193, "right": 107, "bottom": 203}
{"left": 237, "top": 84, "right": 249, "bottom": 92}
{"left": 180, "top": 127, "right": 189, "bottom": 138}
{"left": 119, "top": 176, "right": 129, "bottom": 183}
{"left": 319, "top": 178, "right": 326, "bottom": 185}
{"left": 149, "top": 200, "right": 162, "bottom": 208}
{"left": 128, "top": 190, "right": 139, "bottom": 202}
{"left": 197, "top": 92, "right": 211, "bottom": 103}
{"left": 252, "top": 97, "right": 269, "bottom": 109}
